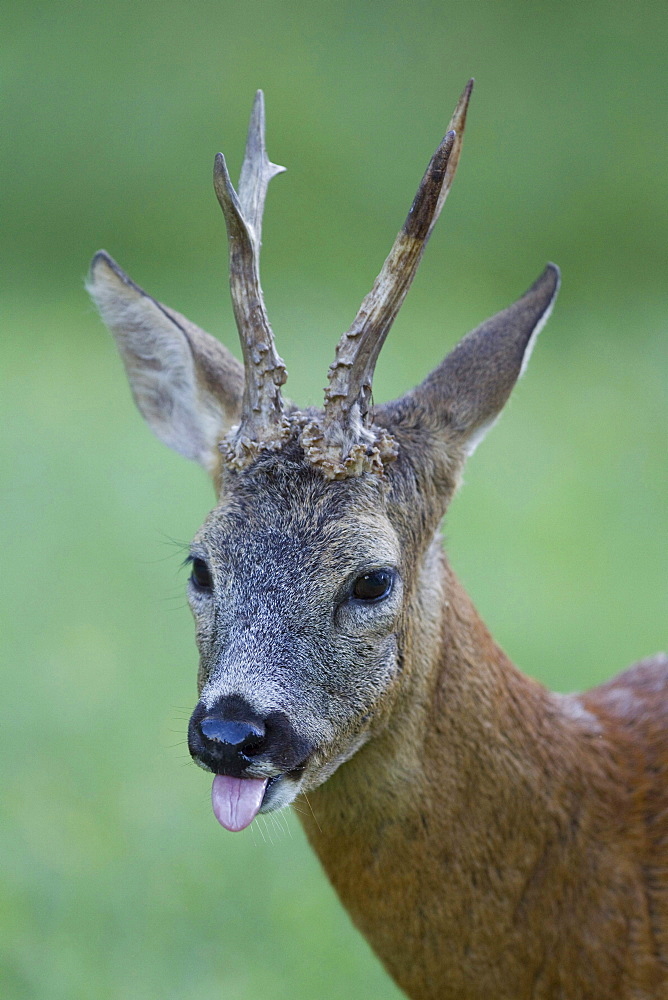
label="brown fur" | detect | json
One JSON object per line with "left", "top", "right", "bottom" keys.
{"left": 301, "top": 552, "right": 668, "bottom": 998}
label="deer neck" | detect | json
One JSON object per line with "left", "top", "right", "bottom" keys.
{"left": 298, "top": 546, "right": 631, "bottom": 1000}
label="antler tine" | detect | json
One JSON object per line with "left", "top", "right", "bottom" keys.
{"left": 213, "top": 91, "right": 288, "bottom": 467}
{"left": 238, "top": 90, "right": 286, "bottom": 246}
{"left": 324, "top": 79, "right": 474, "bottom": 432}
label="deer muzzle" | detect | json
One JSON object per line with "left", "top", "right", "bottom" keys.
{"left": 188, "top": 693, "right": 314, "bottom": 827}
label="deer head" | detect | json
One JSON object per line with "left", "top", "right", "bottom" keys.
{"left": 87, "top": 83, "right": 559, "bottom": 832}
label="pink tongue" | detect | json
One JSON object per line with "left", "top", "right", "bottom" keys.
{"left": 211, "top": 775, "right": 268, "bottom": 832}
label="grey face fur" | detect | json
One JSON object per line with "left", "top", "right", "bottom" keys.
{"left": 86, "top": 85, "right": 560, "bottom": 821}
{"left": 187, "top": 447, "right": 408, "bottom": 811}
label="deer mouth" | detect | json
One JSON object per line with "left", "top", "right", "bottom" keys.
{"left": 210, "top": 771, "right": 303, "bottom": 831}
{"left": 211, "top": 774, "right": 268, "bottom": 831}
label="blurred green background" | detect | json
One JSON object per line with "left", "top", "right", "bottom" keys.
{"left": 2, "top": 1, "right": 666, "bottom": 997}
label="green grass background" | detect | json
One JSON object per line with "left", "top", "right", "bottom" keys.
{"left": 2, "top": 1, "right": 666, "bottom": 997}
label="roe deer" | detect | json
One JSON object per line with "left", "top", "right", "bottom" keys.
{"left": 87, "top": 83, "right": 668, "bottom": 1000}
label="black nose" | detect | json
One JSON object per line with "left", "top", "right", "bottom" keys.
{"left": 188, "top": 694, "right": 313, "bottom": 778}
{"left": 189, "top": 697, "right": 267, "bottom": 777}
{"left": 199, "top": 716, "right": 266, "bottom": 754}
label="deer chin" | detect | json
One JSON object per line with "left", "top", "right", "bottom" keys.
{"left": 261, "top": 772, "right": 305, "bottom": 813}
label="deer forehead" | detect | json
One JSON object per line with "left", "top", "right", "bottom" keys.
{"left": 195, "top": 465, "right": 403, "bottom": 579}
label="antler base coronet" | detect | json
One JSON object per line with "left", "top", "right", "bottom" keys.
{"left": 299, "top": 417, "right": 399, "bottom": 480}
{"left": 219, "top": 410, "right": 399, "bottom": 479}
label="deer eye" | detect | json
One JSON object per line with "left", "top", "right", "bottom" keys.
{"left": 352, "top": 570, "right": 394, "bottom": 602}
{"left": 190, "top": 557, "right": 213, "bottom": 591}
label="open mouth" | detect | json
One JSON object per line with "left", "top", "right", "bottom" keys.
{"left": 210, "top": 771, "right": 301, "bottom": 831}
{"left": 211, "top": 773, "right": 268, "bottom": 831}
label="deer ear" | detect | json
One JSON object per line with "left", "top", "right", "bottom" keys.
{"left": 87, "top": 251, "right": 244, "bottom": 473}
{"left": 386, "top": 264, "right": 560, "bottom": 459}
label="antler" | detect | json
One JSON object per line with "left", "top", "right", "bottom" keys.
{"left": 213, "top": 90, "right": 288, "bottom": 468}
{"left": 302, "top": 80, "right": 474, "bottom": 479}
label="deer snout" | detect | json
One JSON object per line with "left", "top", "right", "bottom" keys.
{"left": 188, "top": 695, "right": 313, "bottom": 778}
{"left": 188, "top": 697, "right": 267, "bottom": 776}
